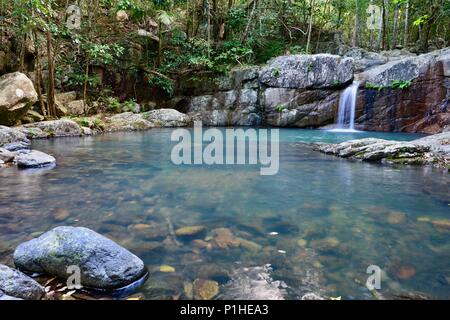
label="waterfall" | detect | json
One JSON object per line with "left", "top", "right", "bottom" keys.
{"left": 333, "top": 81, "right": 359, "bottom": 132}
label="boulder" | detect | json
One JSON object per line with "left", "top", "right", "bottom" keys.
{"left": 0, "top": 264, "right": 45, "bottom": 300}
{"left": 0, "top": 148, "right": 15, "bottom": 163}
{"left": 143, "top": 109, "right": 191, "bottom": 127}
{"left": 106, "top": 112, "right": 154, "bottom": 132}
{"left": 186, "top": 90, "right": 261, "bottom": 126}
{"left": 26, "top": 110, "right": 45, "bottom": 122}
{"left": 14, "top": 150, "right": 56, "bottom": 168}
{"left": 263, "top": 88, "right": 339, "bottom": 127}
{"left": 0, "top": 125, "right": 29, "bottom": 147}
{"left": 2, "top": 141, "right": 30, "bottom": 152}
{"left": 66, "top": 100, "right": 85, "bottom": 115}
{"left": 315, "top": 132, "right": 449, "bottom": 167}
{"left": 13, "top": 226, "right": 147, "bottom": 290}
{"left": 259, "top": 54, "right": 354, "bottom": 89}
{"left": 20, "top": 119, "right": 82, "bottom": 139}
{"left": 55, "top": 91, "right": 77, "bottom": 105}
{"left": 0, "top": 72, "right": 38, "bottom": 125}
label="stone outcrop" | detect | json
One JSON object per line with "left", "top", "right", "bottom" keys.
{"left": 263, "top": 88, "right": 339, "bottom": 127}
{"left": 14, "top": 226, "right": 147, "bottom": 290}
{"left": 0, "top": 264, "right": 45, "bottom": 300}
{"left": 0, "top": 72, "right": 38, "bottom": 126}
{"left": 315, "top": 132, "right": 450, "bottom": 168}
{"left": 259, "top": 54, "right": 354, "bottom": 89}
{"left": 19, "top": 119, "right": 83, "bottom": 139}
{"left": 168, "top": 56, "right": 353, "bottom": 128}
{"left": 354, "top": 48, "right": 450, "bottom": 133}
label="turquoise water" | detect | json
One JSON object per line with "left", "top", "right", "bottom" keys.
{"left": 0, "top": 129, "right": 448, "bottom": 300}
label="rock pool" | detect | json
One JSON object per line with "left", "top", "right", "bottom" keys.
{"left": 0, "top": 129, "right": 449, "bottom": 300}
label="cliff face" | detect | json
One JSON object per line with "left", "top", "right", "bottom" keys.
{"left": 355, "top": 48, "right": 450, "bottom": 134}
{"left": 164, "top": 48, "right": 449, "bottom": 134}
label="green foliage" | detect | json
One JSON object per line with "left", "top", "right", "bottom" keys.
{"left": 84, "top": 43, "right": 125, "bottom": 66}
{"left": 147, "top": 75, "right": 174, "bottom": 96}
{"left": 105, "top": 97, "right": 121, "bottom": 112}
{"left": 366, "top": 80, "right": 412, "bottom": 91}
{"left": 365, "top": 82, "right": 385, "bottom": 91}
{"left": 271, "top": 67, "right": 281, "bottom": 77}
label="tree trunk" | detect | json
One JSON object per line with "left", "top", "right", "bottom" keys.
{"left": 240, "top": 0, "right": 257, "bottom": 43}
{"left": 306, "top": 0, "right": 315, "bottom": 53}
{"left": 376, "top": 6, "right": 383, "bottom": 51}
{"left": 46, "top": 30, "right": 56, "bottom": 117}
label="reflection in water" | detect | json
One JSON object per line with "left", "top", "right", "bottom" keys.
{"left": 0, "top": 129, "right": 449, "bottom": 300}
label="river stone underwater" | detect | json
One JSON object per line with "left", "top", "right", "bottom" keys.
{"left": 0, "top": 129, "right": 449, "bottom": 300}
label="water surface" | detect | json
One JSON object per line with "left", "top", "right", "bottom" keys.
{"left": 0, "top": 129, "right": 448, "bottom": 300}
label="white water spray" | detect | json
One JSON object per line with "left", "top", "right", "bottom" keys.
{"left": 332, "top": 81, "right": 360, "bottom": 132}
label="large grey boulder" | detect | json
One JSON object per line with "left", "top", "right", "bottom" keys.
{"left": 0, "top": 148, "right": 16, "bottom": 162}
{"left": 14, "top": 226, "right": 147, "bottom": 290}
{"left": 14, "top": 150, "right": 56, "bottom": 168}
{"left": 0, "top": 125, "right": 29, "bottom": 147}
{"left": 106, "top": 112, "right": 155, "bottom": 132}
{"left": 0, "top": 72, "right": 38, "bottom": 125}
{"left": 19, "top": 119, "right": 82, "bottom": 139}
{"left": 0, "top": 264, "right": 45, "bottom": 300}
{"left": 260, "top": 54, "right": 354, "bottom": 89}
{"left": 143, "top": 109, "right": 191, "bottom": 127}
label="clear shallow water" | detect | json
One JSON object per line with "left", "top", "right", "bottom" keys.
{"left": 0, "top": 129, "right": 449, "bottom": 300}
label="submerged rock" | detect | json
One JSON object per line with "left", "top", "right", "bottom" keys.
{"left": 220, "top": 265, "right": 287, "bottom": 300}
{"left": 193, "top": 279, "right": 219, "bottom": 300}
{"left": 0, "top": 72, "right": 38, "bottom": 126}
{"left": 13, "top": 226, "right": 147, "bottom": 290}
{"left": 175, "top": 226, "right": 206, "bottom": 237}
{"left": 14, "top": 150, "right": 56, "bottom": 168}
{"left": 0, "top": 264, "right": 45, "bottom": 300}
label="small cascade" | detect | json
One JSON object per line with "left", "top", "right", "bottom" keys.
{"left": 332, "top": 81, "right": 360, "bottom": 132}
